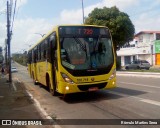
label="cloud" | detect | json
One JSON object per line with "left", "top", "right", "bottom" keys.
{"left": 134, "top": 13, "right": 160, "bottom": 32}
{"left": 11, "top": 18, "right": 52, "bottom": 53}
{"left": 16, "top": 0, "right": 27, "bottom": 8}
{"left": 102, "top": 0, "right": 139, "bottom": 10}
{"left": 0, "top": 0, "right": 28, "bottom": 46}
{"left": 58, "top": 0, "right": 140, "bottom": 24}
{"left": 153, "top": 0, "right": 160, "bottom": 7}
{"left": 60, "top": 9, "right": 83, "bottom": 24}
{"left": 1, "top": 0, "right": 160, "bottom": 53}
{"left": 0, "top": 22, "right": 6, "bottom": 48}
{"left": 0, "top": 0, "right": 28, "bottom": 12}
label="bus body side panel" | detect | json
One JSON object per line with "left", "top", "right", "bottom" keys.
{"left": 28, "top": 63, "right": 32, "bottom": 78}
{"left": 36, "top": 61, "right": 49, "bottom": 86}
{"left": 31, "top": 63, "right": 37, "bottom": 81}
{"left": 35, "top": 60, "right": 54, "bottom": 89}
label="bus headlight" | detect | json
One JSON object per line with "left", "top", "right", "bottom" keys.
{"left": 109, "top": 69, "right": 116, "bottom": 80}
{"left": 61, "top": 73, "right": 74, "bottom": 84}
{"left": 65, "top": 86, "right": 70, "bottom": 90}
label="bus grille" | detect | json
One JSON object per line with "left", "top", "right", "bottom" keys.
{"left": 77, "top": 82, "right": 107, "bottom": 91}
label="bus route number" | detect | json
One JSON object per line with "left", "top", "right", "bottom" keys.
{"left": 78, "top": 29, "right": 93, "bottom": 35}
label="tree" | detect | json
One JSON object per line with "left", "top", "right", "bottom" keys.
{"left": 85, "top": 6, "right": 135, "bottom": 51}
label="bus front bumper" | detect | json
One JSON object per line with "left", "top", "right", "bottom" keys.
{"left": 57, "top": 77, "right": 116, "bottom": 94}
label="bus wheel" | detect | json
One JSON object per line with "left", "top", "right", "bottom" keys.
{"left": 32, "top": 73, "right": 38, "bottom": 85}
{"left": 48, "top": 78, "right": 58, "bottom": 96}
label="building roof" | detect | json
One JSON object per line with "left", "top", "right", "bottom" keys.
{"left": 135, "top": 31, "right": 160, "bottom": 37}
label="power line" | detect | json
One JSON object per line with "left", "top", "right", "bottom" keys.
{"left": 11, "top": 0, "right": 17, "bottom": 33}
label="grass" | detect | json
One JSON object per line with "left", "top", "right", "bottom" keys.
{"left": 120, "top": 68, "right": 160, "bottom": 73}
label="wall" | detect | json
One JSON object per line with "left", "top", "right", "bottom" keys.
{"left": 138, "top": 54, "right": 151, "bottom": 64}
{"left": 117, "top": 32, "right": 160, "bottom": 67}
{"left": 155, "top": 40, "right": 160, "bottom": 65}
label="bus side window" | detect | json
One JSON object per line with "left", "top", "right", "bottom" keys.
{"left": 31, "top": 50, "right": 34, "bottom": 63}
{"left": 43, "top": 40, "right": 47, "bottom": 60}
{"left": 43, "top": 50, "right": 47, "bottom": 59}
{"left": 41, "top": 42, "right": 44, "bottom": 60}
{"left": 27, "top": 51, "right": 31, "bottom": 64}
{"left": 50, "top": 32, "right": 56, "bottom": 50}
{"left": 38, "top": 45, "right": 41, "bottom": 61}
{"left": 46, "top": 38, "right": 51, "bottom": 60}
{"left": 34, "top": 47, "right": 37, "bottom": 63}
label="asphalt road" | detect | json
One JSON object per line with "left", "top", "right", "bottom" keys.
{"left": 11, "top": 63, "right": 160, "bottom": 128}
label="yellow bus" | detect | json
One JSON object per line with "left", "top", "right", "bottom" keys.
{"left": 27, "top": 25, "right": 116, "bottom": 96}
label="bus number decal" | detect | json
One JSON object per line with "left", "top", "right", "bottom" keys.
{"left": 77, "top": 78, "right": 88, "bottom": 82}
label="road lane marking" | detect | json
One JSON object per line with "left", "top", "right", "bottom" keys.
{"left": 107, "top": 90, "right": 160, "bottom": 107}
{"left": 0, "top": 96, "right": 4, "bottom": 98}
{"left": 25, "top": 82, "right": 41, "bottom": 96}
{"left": 26, "top": 90, "right": 52, "bottom": 120}
{"left": 16, "top": 78, "right": 21, "bottom": 83}
{"left": 117, "top": 73, "right": 160, "bottom": 78}
{"left": 140, "top": 99, "right": 160, "bottom": 106}
{"left": 13, "top": 77, "right": 22, "bottom": 83}
{"left": 117, "top": 72, "right": 160, "bottom": 75}
{"left": 26, "top": 89, "right": 61, "bottom": 128}
{"left": 12, "top": 83, "right": 17, "bottom": 91}
{"left": 119, "top": 82, "right": 160, "bottom": 89}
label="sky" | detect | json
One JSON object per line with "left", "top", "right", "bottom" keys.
{"left": 0, "top": 0, "right": 160, "bottom": 53}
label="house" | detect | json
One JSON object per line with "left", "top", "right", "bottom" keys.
{"left": 117, "top": 31, "right": 160, "bottom": 67}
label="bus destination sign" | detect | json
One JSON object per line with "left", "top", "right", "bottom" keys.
{"left": 59, "top": 26, "right": 109, "bottom": 37}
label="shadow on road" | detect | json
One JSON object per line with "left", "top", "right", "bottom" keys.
{"left": 113, "top": 87, "right": 147, "bottom": 96}
{"left": 59, "top": 87, "right": 147, "bottom": 104}
{"left": 36, "top": 82, "right": 147, "bottom": 104}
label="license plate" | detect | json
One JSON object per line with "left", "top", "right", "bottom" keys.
{"left": 88, "top": 87, "right": 98, "bottom": 91}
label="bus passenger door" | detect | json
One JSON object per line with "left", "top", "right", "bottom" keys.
{"left": 33, "top": 48, "right": 38, "bottom": 83}
{"left": 50, "top": 32, "right": 58, "bottom": 91}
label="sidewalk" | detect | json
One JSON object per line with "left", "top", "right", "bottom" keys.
{"left": 0, "top": 74, "right": 53, "bottom": 128}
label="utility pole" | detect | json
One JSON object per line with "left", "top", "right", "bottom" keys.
{"left": 81, "top": 0, "right": 85, "bottom": 24}
{"left": 7, "top": 0, "right": 12, "bottom": 83}
{"left": 5, "top": 39, "right": 8, "bottom": 65}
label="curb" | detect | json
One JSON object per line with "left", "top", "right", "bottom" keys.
{"left": 12, "top": 78, "right": 61, "bottom": 128}
{"left": 117, "top": 72, "right": 160, "bottom": 78}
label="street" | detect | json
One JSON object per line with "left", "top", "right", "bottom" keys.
{"left": 12, "top": 62, "right": 160, "bottom": 128}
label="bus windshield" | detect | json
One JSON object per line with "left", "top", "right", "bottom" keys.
{"left": 60, "top": 28, "right": 114, "bottom": 75}
{"left": 60, "top": 36, "right": 114, "bottom": 70}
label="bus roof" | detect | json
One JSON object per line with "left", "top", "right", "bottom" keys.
{"left": 28, "top": 24, "right": 109, "bottom": 52}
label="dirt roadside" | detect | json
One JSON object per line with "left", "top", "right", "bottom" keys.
{"left": 0, "top": 74, "right": 55, "bottom": 128}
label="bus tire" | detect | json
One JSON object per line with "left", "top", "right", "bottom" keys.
{"left": 47, "top": 76, "right": 58, "bottom": 96}
{"left": 32, "top": 73, "right": 38, "bottom": 85}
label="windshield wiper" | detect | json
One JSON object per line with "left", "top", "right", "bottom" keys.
{"left": 74, "top": 37, "right": 86, "bottom": 52}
